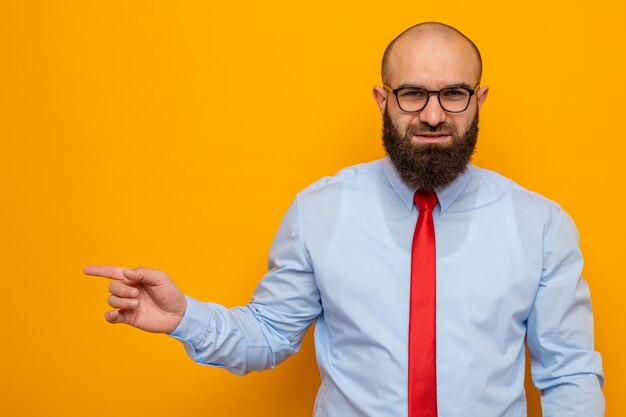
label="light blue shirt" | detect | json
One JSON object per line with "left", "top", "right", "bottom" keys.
{"left": 170, "top": 158, "right": 604, "bottom": 417}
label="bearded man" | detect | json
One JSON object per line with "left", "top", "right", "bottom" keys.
{"left": 86, "top": 22, "right": 605, "bottom": 417}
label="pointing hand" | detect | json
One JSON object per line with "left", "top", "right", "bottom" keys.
{"left": 84, "top": 265, "right": 187, "bottom": 334}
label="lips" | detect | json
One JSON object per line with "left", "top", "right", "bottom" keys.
{"left": 411, "top": 133, "right": 452, "bottom": 143}
{"left": 416, "top": 133, "right": 450, "bottom": 138}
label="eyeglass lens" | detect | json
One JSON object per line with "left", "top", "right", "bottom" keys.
{"left": 396, "top": 88, "right": 471, "bottom": 112}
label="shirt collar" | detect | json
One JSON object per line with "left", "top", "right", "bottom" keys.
{"left": 382, "top": 156, "right": 473, "bottom": 215}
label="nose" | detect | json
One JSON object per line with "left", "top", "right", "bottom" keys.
{"left": 418, "top": 93, "right": 447, "bottom": 127}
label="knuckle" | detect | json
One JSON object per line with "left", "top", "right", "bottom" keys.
{"left": 125, "top": 286, "right": 135, "bottom": 297}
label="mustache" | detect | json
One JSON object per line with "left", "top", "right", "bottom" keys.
{"left": 406, "top": 123, "right": 456, "bottom": 136}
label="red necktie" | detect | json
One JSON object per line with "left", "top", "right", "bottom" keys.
{"left": 409, "top": 190, "right": 439, "bottom": 417}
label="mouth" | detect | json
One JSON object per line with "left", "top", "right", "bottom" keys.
{"left": 411, "top": 133, "right": 452, "bottom": 144}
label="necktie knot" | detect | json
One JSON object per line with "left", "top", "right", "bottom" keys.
{"left": 414, "top": 190, "right": 438, "bottom": 211}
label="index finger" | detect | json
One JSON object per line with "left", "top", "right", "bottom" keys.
{"left": 83, "top": 265, "right": 128, "bottom": 280}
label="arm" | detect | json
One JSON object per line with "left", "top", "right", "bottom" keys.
{"left": 526, "top": 208, "right": 605, "bottom": 417}
{"left": 86, "top": 197, "right": 321, "bottom": 375}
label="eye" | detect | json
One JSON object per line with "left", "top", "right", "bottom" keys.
{"left": 398, "top": 88, "right": 427, "bottom": 100}
{"left": 441, "top": 88, "right": 469, "bottom": 100}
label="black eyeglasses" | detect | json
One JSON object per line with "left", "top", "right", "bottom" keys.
{"left": 383, "top": 84, "right": 477, "bottom": 113}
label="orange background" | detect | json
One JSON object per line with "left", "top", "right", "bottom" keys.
{"left": 1, "top": 1, "right": 624, "bottom": 416}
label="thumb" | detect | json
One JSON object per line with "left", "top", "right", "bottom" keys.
{"left": 122, "top": 267, "right": 167, "bottom": 286}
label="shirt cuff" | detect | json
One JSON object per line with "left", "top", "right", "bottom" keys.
{"left": 168, "top": 295, "right": 207, "bottom": 360}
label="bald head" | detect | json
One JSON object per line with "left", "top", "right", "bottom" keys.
{"left": 381, "top": 22, "right": 482, "bottom": 86}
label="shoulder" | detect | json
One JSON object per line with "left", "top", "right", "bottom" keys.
{"left": 296, "top": 159, "right": 386, "bottom": 201}
{"left": 465, "top": 165, "right": 566, "bottom": 228}
{"left": 470, "top": 165, "right": 560, "bottom": 207}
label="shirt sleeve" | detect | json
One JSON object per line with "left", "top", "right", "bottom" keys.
{"left": 169, "top": 196, "right": 321, "bottom": 375}
{"left": 526, "top": 207, "right": 605, "bottom": 416}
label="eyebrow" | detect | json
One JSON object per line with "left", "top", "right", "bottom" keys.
{"left": 396, "top": 82, "right": 475, "bottom": 90}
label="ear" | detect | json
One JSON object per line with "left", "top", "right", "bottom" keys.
{"left": 372, "top": 85, "right": 388, "bottom": 116}
{"left": 476, "top": 85, "right": 489, "bottom": 109}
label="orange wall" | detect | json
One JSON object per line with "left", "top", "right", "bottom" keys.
{"left": 1, "top": 1, "right": 623, "bottom": 416}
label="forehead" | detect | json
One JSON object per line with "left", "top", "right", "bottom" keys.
{"left": 387, "top": 34, "right": 479, "bottom": 87}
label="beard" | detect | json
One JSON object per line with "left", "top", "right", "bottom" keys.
{"left": 382, "top": 108, "right": 479, "bottom": 191}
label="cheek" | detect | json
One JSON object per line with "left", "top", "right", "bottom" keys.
{"left": 448, "top": 113, "right": 473, "bottom": 133}
{"left": 394, "top": 113, "right": 421, "bottom": 131}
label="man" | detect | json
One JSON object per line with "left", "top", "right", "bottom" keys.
{"left": 85, "top": 22, "right": 605, "bottom": 417}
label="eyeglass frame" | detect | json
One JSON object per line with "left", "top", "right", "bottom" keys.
{"left": 382, "top": 83, "right": 479, "bottom": 113}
